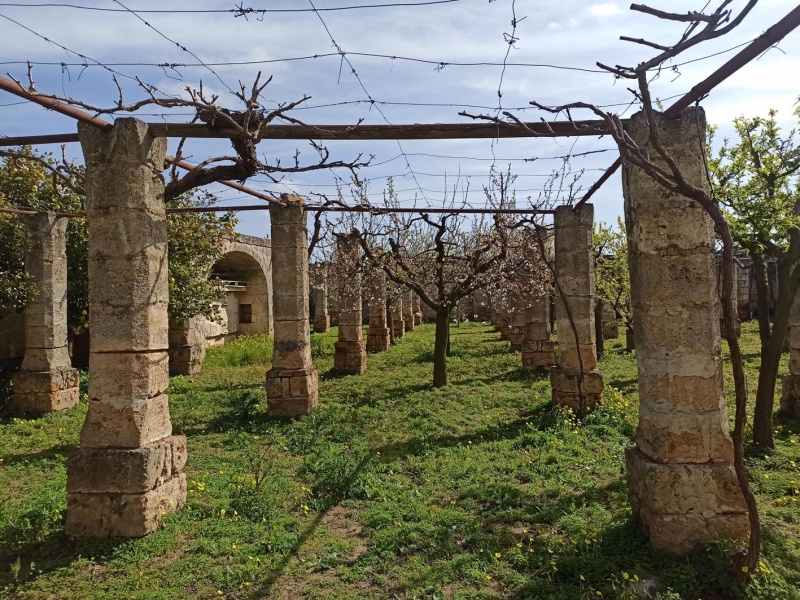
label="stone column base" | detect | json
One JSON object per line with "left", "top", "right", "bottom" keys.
{"left": 13, "top": 367, "right": 80, "bottom": 414}
{"left": 781, "top": 374, "right": 800, "bottom": 415}
{"left": 522, "top": 340, "right": 554, "bottom": 371}
{"left": 602, "top": 321, "right": 619, "bottom": 340}
{"left": 366, "top": 328, "right": 391, "bottom": 352}
{"left": 66, "top": 435, "right": 187, "bottom": 538}
{"left": 509, "top": 327, "right": 525, "bottom": 351}
{"left": 392, "top": 320, "right": 405, "bottom": 339}
{"left": 312, "top": 315, "right": 330, "bottom": 333}
{"left": 404, "top": 318, "right": 415, "bottom": 332}
{"left": 333, "top": 340, "right": 367, "bottom": 374}
{"left": 550, "top": 367, "right": 603, "bottom": 410}
{"left": 626, "top": 447, "right": 749, "bottom": 555}
{"left": 414, "top": 313, "right": 423, "bottom": 326}
{"left": 265, "top": 366, "right": 319, "bottom": 416}
{"left": 168, "top": 344, "right": 206, "bottom": 375}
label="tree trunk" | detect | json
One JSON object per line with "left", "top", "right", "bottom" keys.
{"left": 625, "top": 325, "right": 635, "bottom": 352}
{"left": 753, "top": 257, "right": 800, "bottom": 448}
{"left": 594, "top": 300, "right": 604, "bottom": 357}
{"left": 752, "top": 252, "right": 771, "bottom": 347}
{"left": 433, "top": 306, "right": 449, "bottom": 388}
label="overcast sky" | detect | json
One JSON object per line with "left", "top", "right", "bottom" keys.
{"left": 1, "top": 0, "right": 798, "bottom": 237}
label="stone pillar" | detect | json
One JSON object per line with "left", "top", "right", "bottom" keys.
{"left": 781, "top": 285, "right": 800, "bottom": 414}
{"left": 265, "top": 194, "right": 319, "bottom": 415}
{"left": 312, "top": 264, "right": 330, "bottom": 333}
{"left": 550, "top": 204, "right": 604, "bottom": 410}
{"left": 413, "top": 293, "right": 423, "bottom": 326}
{"left": 333, "top": 236, "right": 366, "bottom": 373}
{"left": 366, "top": 269, "right": 391, "bottom": 352}
{"left": 623, "top": 108, "right": 747, "bottom": 555}
{"left": 66, "top": 119, "right": 185, "bottom": 538}
{"left": 521, "top": 295, "right": 554, "bottom": 371}
{"left": 402, "top": 290, "right": 415, "bottom": 332}
{"left": 12, "top": 213, "right": 80, "bottom": 413}
{"left": 508, "top": 296, "right": 527, "bottom": 351}
{"left": 390, "top": 293, "right": 405, "bottom": 340}
{"left": 601, "top": 302, "right": 619, "bottom": 340}
{"left": 168, "top": 316, "right": 207, "bottom": 375}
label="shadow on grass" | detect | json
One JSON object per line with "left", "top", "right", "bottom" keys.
{"left": 245, "top": 453, "right": 373, "bottom": 600}
{"left": 376, "top": 402, "right": 557, "bottom": 461}
{"left": 0, "top": 530, "right": 127, "bottom": 593}
{"left": 0, "top": 443, "right": 74, "bottom": 468}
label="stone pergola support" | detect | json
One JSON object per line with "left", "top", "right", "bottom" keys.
{"left": 168, "top": 316, "right": 207, "bottom": 375}
{"left": 413, "top": 293, "right": 423, "bottom": 326}
{"left": 66, "top": 119, "right": 185, "bottom": 538}
{"left": 550, "top": 204, "right": 603, "bottom": 410}
{"left": 12, "top": 212, "right": 80, "bottom": 414}
{"left": 366, "top": 269, "right": 391, "bottom": 352}
{"left": 508, "top": 295, "right": 527, "bottom": 351}
{"left": 782, "top": 292, "right": 800, "bottom": 414}
{"left": 333, "top": 235, "right": 367, "bottom": 374}
{"left": 390, "top": 293, "right": 405, "bottom": 340}
{"left": 521, "top": 295, "right": 554, "bottom": 371}
{"left": 623, "top": 108, "right": 747, "bottom": 555}
{"left": 312, "top": 263, "right": 331, "bottom": 333}
{"left": 265, "top": 194, "right": 319, "bottom": 415}
{"left": 402, "top": 289, "right": 415, "bottom": 332}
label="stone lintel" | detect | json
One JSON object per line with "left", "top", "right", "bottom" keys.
{"left": 625, "top": 447, "right": 748, "bottom": 555}
{"left": 265, "top": 366, "right": 319, "bottom": 416}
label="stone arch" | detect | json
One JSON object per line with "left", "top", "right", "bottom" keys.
{"left": 211, "top": 235, "right": 273, "bottom": 339}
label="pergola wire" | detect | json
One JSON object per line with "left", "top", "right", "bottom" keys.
{"left": 1, "top": 4, "right": 799, "bottom": 218}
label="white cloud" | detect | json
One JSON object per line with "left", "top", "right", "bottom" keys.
{"left": 589, "top": 3, "right": 622, "bottom": 17}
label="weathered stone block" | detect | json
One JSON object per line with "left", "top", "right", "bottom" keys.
{"left": 21, "top": 346, "right": 72, "bottom": 372}
{"left": 12, "top": 368, "right": 80, "bottom": 414}
{"left": 312, "top": 314, "right": 331, "bottom": 333}
{"left": 781, "top": 374, "right": 800, "bottom": 415}
{"left": 626, "top": 448, "right": 748, "bottom": 555}
{"left": 67, "top": 435, "right": 186, "bottom": 494}
{"left": 89, "top": 351, "right": 169, "bottom": 403}
{"left": 602, "top": 320, "right": 619, "bottom": 340}
{"left": 333, "top": 340, "right": 367, "bottom": 374}
{"left": 89, "top": 298, "right": 169, "bottom": 354}
{"left": 550, "top": 367, "right": 603, "bottom": 410}
{"left": 80, "top": 394, "right": 172, "bottom": 449}
{"left": 522, "top": 340, "right": 555, "bottom": 370}
{"left": 366, "top": 328, "right": 391, "bottom": 352}
{"left": 66, "top": 472, "right": 186, "bottom": 538}
{"left": 273, "top": 289, "right": 311, "bottom": 322}
{"left": 557, "top": 343, "right": 599, "bottom": 371}
{"left": 265, "top": 367, "right": 319, "bottom": 416}
{"left": 636, "top": 403, "right": 734, "bottom": 464}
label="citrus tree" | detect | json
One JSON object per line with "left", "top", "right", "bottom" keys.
{"left": 708, "top": 109, "right": 800, "bottom": 448}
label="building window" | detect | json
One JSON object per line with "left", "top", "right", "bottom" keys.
{"left": 240, "top": 304, "right": 253, "bottom": 324}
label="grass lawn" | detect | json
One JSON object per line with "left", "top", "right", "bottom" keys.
{"left": 1, "top": 321, "right": 799, "bottom": 599}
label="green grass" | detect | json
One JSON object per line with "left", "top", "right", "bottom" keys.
{"left": 1, "top": 321, "right": 799, "bottom": 599}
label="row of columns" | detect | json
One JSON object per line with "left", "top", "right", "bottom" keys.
{"left": 8, "top": 111, "right": 753, "bottom": 556}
